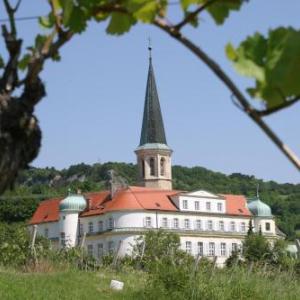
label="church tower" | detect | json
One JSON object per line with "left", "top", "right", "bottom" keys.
{"left": 135, "top": 47, "right": 172, "bottom": 190}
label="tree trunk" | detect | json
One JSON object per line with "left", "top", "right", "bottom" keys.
{"left": 0, "top": 92, "right": 42, "bottom": 194}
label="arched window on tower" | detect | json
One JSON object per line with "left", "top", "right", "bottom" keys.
{"left": 142, "top": 159, "right": 145, "bottom": 178}
{"left": 160, "top": 157, "right": 165, "bottom": 176}
{"left": 150, "top": 157, "right": 155, "bottom": 176}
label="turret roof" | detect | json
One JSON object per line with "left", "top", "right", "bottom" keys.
{"left": 139, "top": 57, "right": 167, "bottom": 146}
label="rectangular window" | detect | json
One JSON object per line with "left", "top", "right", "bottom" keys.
{"left": 145, "top": 217, "right": 152, "bottom": 227}
{"left": 183, "top": 200, "right": 188, "bottom": 209}
{"left": 98, "top": 220, "right": 103, "bottom": 232}
{"left": 162, "top": 217, "right": 168, "bottom": 228}
{"left": 217, "top": 203, "right": 223, "bottom": 212}
{"left": 195, "top": 201, "right": 200, "bottom": 210}
{"left": 88, "top": 222, "right": 94, "bottom": 233}
{"left": 206, "top": 202, "right": 211, "bottom": 211}
{"left": 221, "top": 243, "right": 226, "bottom": 256}
{"left": 197, "top": 242, "right": 203, "bottom": 256}
{"left": 87, "top": 244, "right": 93, "bottom": 257}
{"left": 184, "top": 219, "right": 190, "bottom": 229}
{"left": 208, "top": 242, "right": 215, "bottom": 256}
{"left": 240, "top": 222, "right": 246, "bottom": 232}
{"left": 186, "top": 241, "right": 192, "bottom": 254}
{"left": 219, "top": 221, "right": 224, "bottom": 231}
{"left": 173, "top": 218, "right": 179, "bottom": 229}
{"left": 97, "top": 243, "right": 103, "bottom": 258}
{"left": 108, "top": 217, "right": 114, "bottom": 230}
{"left": 265, "top": 222, "right": 271, "bottom": 231}
{"left": 108, "top": 241, "right": 115, "bottom": 254}
{"left": 230, "top": 221, "right": 236, "bottom": 232}
{"left": 79, "top": 223, "right": 84, "bottom": 235}
{"left": 44, "top": 228, "right": 49, "bottom": 238}
{"left": 60, "top": 232, "right": 65, "bottom": 247}
{"left": 232, "top": 243, "right": 238, "bottom": 253}
{"left": 207, "top": 220, "right": 213, "bottom": 231}
{"left": 196, "top": 219, "right": 202, "bottom": 230}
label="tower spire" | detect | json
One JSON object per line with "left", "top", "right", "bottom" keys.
{"left": 139, "top": 45, "right": 167, "bottom": 146}
{"left": 148, "top": 37, "right": 152, "bottom": 60}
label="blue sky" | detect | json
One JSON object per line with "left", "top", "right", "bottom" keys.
{"left": 1, "top": 1, "right": 300, "bottom": 184}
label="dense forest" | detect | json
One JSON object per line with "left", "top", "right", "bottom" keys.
{"left": 1, "top": 162, "right": 299, "bottom": 240}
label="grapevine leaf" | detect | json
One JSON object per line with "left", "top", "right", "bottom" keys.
{"left": 127, "top": 0, "right": 159, "bottom": 23}
{"left": 207, "top": 0, "right": 244, "bottom": 25}
{"left": 226, "top": 27, "right": 300, "bottom": 108}
{"left": 18, "top": 54, "right": 31, "bottom": 71}
{"left": 106, "top": 13, "right": 136, "bottom": 35}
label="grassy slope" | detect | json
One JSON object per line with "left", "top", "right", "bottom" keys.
{"left": 0, "top": 268, "right": 299, "bottom": 300}
{"left": 0, "top": 269, "right": 145, "bottom": 300}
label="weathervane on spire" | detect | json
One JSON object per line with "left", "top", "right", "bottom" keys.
{"left": 148, "top": 37, "right": 152, "bottom": 60}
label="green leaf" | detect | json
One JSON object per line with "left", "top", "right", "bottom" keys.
{"left": 60, "top": 0, "right": 74, "bottom": 26}
{"left": 127, "top": 0, "right": 159, "bottom": 23}
{"left": 180, "top": 0, "right": 200, "bottom": 11}
{"left": 38, "top": 14, "right": 55, "bottom": 29}
{"left": 226, "top": 27, "right": 300, "bottom": 108}
{"left": 68, "top": 6, "right": 87, "bottom": 33}
{"left": 35, "top": 35, "right": 48, "bottom": 51}
{"left": 18, "top": 54, "right": 31, "bottom": 71}
{"left": 225, "top": 43, "right": 237, "bottom": 60}
{"left": 106, "top": 13, "right": 136, "bottom": 35}
{"left": 207, "top": 0, "right": 244, "bottom": 25}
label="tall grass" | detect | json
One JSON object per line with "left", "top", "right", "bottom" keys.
{"left": 0, "top": 265, "right": 299, "bottom": 300}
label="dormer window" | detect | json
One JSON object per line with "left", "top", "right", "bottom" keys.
{"left": 150, "top": 157, "right": 155, "bottom": 176}
{"left": 217, "top": 203, "right": 223, "bottom": 212}
{"left": 206, "top": 202, "right": 211, "bottom": 211}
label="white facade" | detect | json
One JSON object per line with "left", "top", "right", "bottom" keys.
{"left": 34, "top": 190, "right": 279, "bottom": 267}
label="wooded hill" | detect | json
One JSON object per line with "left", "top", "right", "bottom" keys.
{"left": 1, "top": 162, "right": 299, "bottom": 240}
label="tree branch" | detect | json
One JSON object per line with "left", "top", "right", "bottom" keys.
{"left": 174, "top": 0, "right": 217, "bottom": 31}
{"left": 0, "top": 2, "right": 22, "bottom": 93}
{"left": 154, "top": 18, "right": 300, "bottom": 170}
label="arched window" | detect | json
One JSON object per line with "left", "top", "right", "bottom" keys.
{"left": 160, "top": 157, "right": 165, "bottom": 176}
{"left": 141, "top": 159, "right": 145, "bottom": 178}
{"left": 149, "top": 157, "right": 155, "bottom": 176}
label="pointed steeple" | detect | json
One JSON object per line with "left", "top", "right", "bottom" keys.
{"left": 139, "top": 52, "right": 167, "bottom": 146}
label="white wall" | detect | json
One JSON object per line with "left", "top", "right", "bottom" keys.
{"left": 59, "top": 212, "right": 80, "bottom": 247}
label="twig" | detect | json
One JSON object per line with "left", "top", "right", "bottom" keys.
{"left": 174, "top": 0, "right": 217, "bottom": 30}
{"left": 153, "top": 18, "right": 300, "bottom": 170}
{"left": 255, "top": 96, "right": 300, "bottom": 116}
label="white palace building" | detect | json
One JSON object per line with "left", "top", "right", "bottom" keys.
{"left": 29, "top": 52, "right": 284, "bottom": 266}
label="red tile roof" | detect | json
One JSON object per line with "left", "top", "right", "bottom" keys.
{"left": 29, "top": 188, "right": 251, "bottom": 225}
{"left": 29, "top": 198, "right": 61, "bottom": 225}
{"left": 222, "top": 194, "right": 251, "bottom": 216}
